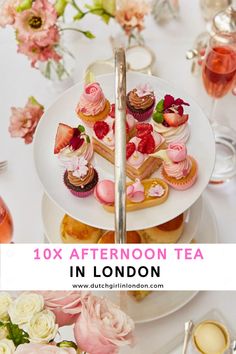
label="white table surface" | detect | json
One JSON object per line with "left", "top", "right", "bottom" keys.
{"left": 1, "top": 1, "right": 236, "bottom": 353}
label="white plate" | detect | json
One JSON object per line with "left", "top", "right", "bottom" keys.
{"left": 42, "top": 193, "right": 203, "bottom": 244}
{"left": 34, "top": 72, "right": 215, "bottom": 230}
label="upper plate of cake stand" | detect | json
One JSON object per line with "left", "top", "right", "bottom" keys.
{"left": 34, "top": 72, "right": 215, "bottom": 231}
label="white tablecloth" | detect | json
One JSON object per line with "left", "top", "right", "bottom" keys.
{"left": 1, "top": 1, "right": 236, "bottom": 352}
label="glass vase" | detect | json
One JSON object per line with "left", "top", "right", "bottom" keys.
{"left": 152, "top": 0, "right": 180, "bottom": 24}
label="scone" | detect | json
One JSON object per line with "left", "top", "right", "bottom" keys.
{"left": 98, "top": 231, "right": 141, "bottom": 244}
{"left": 128, "top": 291, "right": 152, "bottom": 302}
{"left": 137, "top": 213, "right": 184, "bottom": 243}
{"left": 60, "top": 214, "right": 103, "bottom": 243}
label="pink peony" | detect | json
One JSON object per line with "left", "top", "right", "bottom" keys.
{"left": 15, "top": 343, "right": 76, "bottom": 354}
{"left": 0, "top": 0, "right": 20, "bottom": 27}
{"left": 17, "top": 40, "right": 61, "bottom": 67}
{"left": 14, "top": 0, "right": 58, "bottom": 45}
{"left": 8, "top": 96, "right": 44, "bottom": 144}
{"left": 39, "top": 291, "right": 86, "bottom": 327}
{"left": 74, "top": 294, "right": 135, "bottom": 354}
{"left": 115, "top": 0, "right": 150, "bottom": 36}
{"left": 167, "top": 142, "right": 187, "bottom": 162}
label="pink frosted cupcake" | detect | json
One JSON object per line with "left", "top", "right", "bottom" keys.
{"left": 151, "top": 142, "right": 198, "bottom": 190}
{"left": 63, "top": 157, "right": 98, "bottom": 198}
{"left": 76, "top": 82, "right": 110, "bottom": 127}
{"left": 126, "top": 83, "right": 156, "bottom": 122}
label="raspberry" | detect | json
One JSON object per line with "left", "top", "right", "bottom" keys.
{"left": 94, "top": 121, "right": 109, "bottom": 140}
{"left": 136, "top": 123, "right": 153, "bottom": 138}
{"left": 137, "top": 134, "right": 155, "bottom": 154}
{"left": 126, "top": 142, "right": 136, "bottom": 159}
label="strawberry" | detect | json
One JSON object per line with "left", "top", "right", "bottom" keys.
{"left": 69, "top": 136, "right": 84, "bottom": 150}
{"left": 110, "top": 104, "right": 115, "bottom": 118}
{"left": 94, "top": 121, "right": 109, "bottom": 140}
{"left": 136, "top": 123, "right": 153, "bottom": 138}
{"left": 54, "top": 123, "right": 74, "bottom": 154}
{"left": 126, "top": 142, "right": 136, "bottom": 159}
{"left": 138, "top": 134, "right": 155, "bottom": 154}
{"left": 163, "top": 113, "right": 189, "bottom": 127}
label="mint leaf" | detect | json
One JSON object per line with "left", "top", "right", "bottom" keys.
{"left": 153, "top": 111, "right": 164, "bottom": 123}
{"left": 6, "top": 321, "right": 30, "bottom": 347}
{"left": 155, "top": 99, "right": 164, "bottom": 113}
{"left": 78, "top": 125, "right": 85, "bottom": 133}
{"left": 86, "top": 135, "right": 90, "bottom": 143}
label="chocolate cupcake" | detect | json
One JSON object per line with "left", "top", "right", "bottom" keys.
{"left": 127, "top": 84, "right": 155, "bottom": 122}
{"left": 64, "top": 157, "right": 98, "bottom": 198}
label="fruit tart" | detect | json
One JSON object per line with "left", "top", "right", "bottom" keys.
{"left": 152, "top": 94, "right": 190, "bottom": 143}
{"left": 54, "top": 123, "right": 93, "bottom": 167}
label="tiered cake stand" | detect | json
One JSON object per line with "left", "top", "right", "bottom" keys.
{"left": 34, "top": 49, "right": 217, "bottom": 322}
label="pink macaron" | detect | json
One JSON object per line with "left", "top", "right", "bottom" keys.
{"left": 94, "top": 180, "right": 115, "bottom": 205}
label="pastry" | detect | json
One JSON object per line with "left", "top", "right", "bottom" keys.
{"left": 151, "top": 142, "right": 198, "bottom": 190}
{"left": 152, "top": 94, "right": 190, "bottom": 143}
{"left": 94, "top": 178, "right": 169, "bottom": 212}
{"left": 64, "top": 157, "right": 98, "bottom": 198}
{"left": 76, "top": 82, "right": 110, "bottom": 127}
{"left": 93, "top": 122, "right": 166, "bottom": 180}
{"left": 126, "top": 83, "right": 155, "bottom": 121}
{"left": 60, "top": 214, "right": 103, "bottom": 243}
{"left": 98, "top": 231, "right": 141, "bottom": 243}
{"left": 137, "top": 213, "right": 184, "bottom": 243}
{"left": 128, "top": 291, "right": 152, "bottom": 302}
{"left": 54, "top": 123, "right": 93, "bottom": 164}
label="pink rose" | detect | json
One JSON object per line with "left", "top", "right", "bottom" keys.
{"left": 8, "top": 96, "right": 44, "bottom": 144}
{"left": 39, "top": 291, "right": 87, "bottom": 327}
{"left": 167, "top": 142, "right": 187, "bottom": 162}
{"left": 15, "top": 343, "right": 76, "bottom": 354}
{"left": 83, "top": 83, "right": 104, "bottom": 103}
{"left": 74, "top": 294, "right": 135, "bottom": 354}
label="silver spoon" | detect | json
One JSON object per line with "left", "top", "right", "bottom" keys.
{"left": 182, "top": 320, "right": 194, "bottom": 354}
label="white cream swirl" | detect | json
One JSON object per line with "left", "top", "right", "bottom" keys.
{"left": 153, "top": 122, "right": 190, "bottom": 144}
{"left": 58, "top": 137, "right": 93, "bottom": 166}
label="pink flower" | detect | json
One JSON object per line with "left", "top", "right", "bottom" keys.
{"left": 74, "top": 294, "right": 135, "bottom": 354}
{"left": 8, "top": 96, "right": 44, "bottom": 144}
{"left": 0, "top": 0, "right": 20, "bottom": 27}
{"left": 167, "top": 142, "right": 187, "bottom": 162}
{"left": 17, "top": 40, "right": 61, "bottom": 67}
{"left": 39, "top": 291, "right": 86, "bottom": 327}
{"left": 127, "top": 179, "right": 145, "bottom": 203}
{"left": 115, "top": 0, "right": 150, "bottom": 36}
{"left": 14, "top": 0, "right": 58, "bottom": 45}
{"left": 15, "top": 343, "right": 76, "bottom": 354}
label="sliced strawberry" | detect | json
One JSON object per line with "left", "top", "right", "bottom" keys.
{"left": 110, "top": 104, "right": 115, "bottom": 118}
{"left": 136, "top": 123, "right": 153, "bottom": 138}
{"left": 163, "top": 113, "right": 189, "bottom": 127}
{"left": 94, "top": 121, "right": 109, "bottom": 140}
{"left": 137, "top": 134, "right": 155, "bottom": 154}
{"left": 69, "top": 136, "right": 84, "bottom": 150}
{"left": 54, "top": 123, "right": 74, "bottom": 154}
{"left": 126, "top": 142, "right": 136, "bottom": 159}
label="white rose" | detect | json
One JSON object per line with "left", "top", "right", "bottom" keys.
{"left": 0, "top": 327, "right": 8, "bottom": 340}
{"left": 0, "top": 293, "right": 12, "bottom": 322}
{"left": 27, "top": 310, "right": 58, "bottom": 343}
{"left": 8, "top": 293, "right": 44, "bottom": 325}
{"left": 0, "top": 339, "right": 15, "bottom": 354}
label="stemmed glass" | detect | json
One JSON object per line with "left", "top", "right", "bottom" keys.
{"left": 0, "top": 197, "right": 14, "bottom": 243}
{"left": 201, "top": 35, "right": 236, "bottom": 183}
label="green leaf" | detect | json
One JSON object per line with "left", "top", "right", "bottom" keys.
{"left": 86, "top": 135, "right": 91, "bottom": 143}
{"left": 57, "top": 341, "right": 78, "bottom": 350}
{"left": 101, "top": 13, "right": 110, "bottom": 24}
{"left": 6, "top": 321, "right": 30, "bottom": 347}
{"left": 82, "top": 30, "right": 95, "bottom": 39}
{"left": 0, "top": 321, "right": 5, "bottom": 327}
{"left": 73, "top": 10, "right": 85, "bottom": 20}
{"left": 78, "top": 125, "right": 85, "bottom": 133}
{"left": 16, "top": 0, "right": 32, "bottom": 12}
{"left": 155, "top": 99, "right": 164, "bottom": 113}
{"left": 54, "top": 0, "right": 68, "bottom": 16}
{"left": 102, "top": 0, "right": 116, "bottom": 16}
{"left": 153, "top": 111, "right": 164, "bottom": 123}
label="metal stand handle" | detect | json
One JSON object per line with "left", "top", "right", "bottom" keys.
{"left": 114, "top": 48, "right": 127, "bottom": 244}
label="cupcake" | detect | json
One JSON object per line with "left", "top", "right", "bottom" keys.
{"left": 76, "top": 82, "right": 110, "bottom": 127}
{"left": 152, "top": 94, "right": 190, "bottom": 143}
{"left": 126, "top": 83, "right": 155, "bottom": 122}
{"left": 64, "top": 156, "right": 98, "bottom": 197}
{"left": 151, "top": 142, "right": 198, "bottom": 190}
{"left": 54, "top": 124, "right": 93, "bottom": 165}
